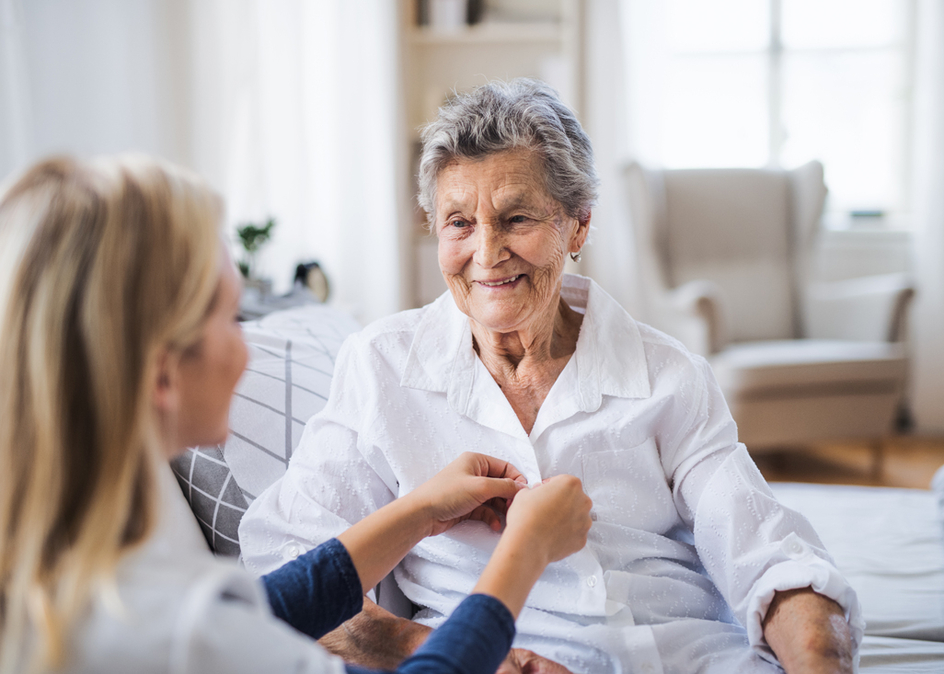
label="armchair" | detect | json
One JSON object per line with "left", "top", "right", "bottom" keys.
{"left": 625, "top": 161, "right": 914, "bottom": 456}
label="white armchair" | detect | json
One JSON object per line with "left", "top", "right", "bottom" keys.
{"left": 625, "top": 161, "right": 914, "bottom": 454}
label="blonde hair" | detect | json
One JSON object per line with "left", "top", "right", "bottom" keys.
{"left": 0, "top": 155, "right": 223, "bottom": 672}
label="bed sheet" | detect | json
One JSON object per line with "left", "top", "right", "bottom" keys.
{"left": 859, "top": 635, "right": 944, "bottom": 672}
{"left": 770, "top": 482, "right": 944, "bottom": 643}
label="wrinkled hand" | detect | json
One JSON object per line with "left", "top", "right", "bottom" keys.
{"left": 497, "top": 648, "right": 575, "bottom": 674}
{"left": 409, "top": 452, "right": 528, "bottom": 536}
{"left": 764, "top": 587, "right": 853, "bottom": 674}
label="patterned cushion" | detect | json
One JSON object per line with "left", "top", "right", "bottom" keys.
{"left": 171, "top": 446, "right": 245, "bottom": 556}
{"left": 170, "top": 303, "right": 361, "bottom": 556}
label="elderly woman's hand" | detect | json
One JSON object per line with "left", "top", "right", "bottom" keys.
{"left": 409, "top": 451, "right": 529, "bottom": 537}
{"left": 763, "top": 587, "right": 854, "bottom": 674}
{"left": 498, "top": 648, "right": 576, "bottom": 674}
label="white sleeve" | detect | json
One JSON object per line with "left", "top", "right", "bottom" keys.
{"left": 239, "top": 336, "right": 398, "bottom": 577}
{"left": 173, "top": 568, "right": 347, "bottom": 674}
{"left": 667, "top": 358, "right": 864, "bottom": 663}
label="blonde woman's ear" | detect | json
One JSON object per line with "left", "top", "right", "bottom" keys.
{"left": 151, "top": 348, "right": 180, "bottom": 415}
{"left": 152, "top": 349, "right": 184, "bottom": 456}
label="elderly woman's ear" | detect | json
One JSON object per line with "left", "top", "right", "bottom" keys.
{"left": 570, "top": 211, "right": 591, "bottom": 253}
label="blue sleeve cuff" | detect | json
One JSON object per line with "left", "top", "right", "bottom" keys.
{"left": 262, "top": 537, "right": 363, "bottom": 639}
{"left": 344, "top": 594, "right": 515, "bottom": 674}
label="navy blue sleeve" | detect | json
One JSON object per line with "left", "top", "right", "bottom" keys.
{"left": 344, "top": 594, "right": 516, "bottom": 674}
{"left": 261, "top": 537, "right": 363, "bottom": 640}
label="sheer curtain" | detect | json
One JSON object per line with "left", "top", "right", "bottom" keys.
{"left": 0, "top": 0, "right": 31, "bottom": 182}
{"left": 910, "top": 0, "right": 944, "bottom": 432}
{"left": 188, "top": 0, "right": 406, "bottom": 322}
{"left": 579, "top": 0, "right": 644, "bottom": 318}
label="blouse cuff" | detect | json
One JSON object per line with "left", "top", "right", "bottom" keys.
{"left": 262, "top": 537, "right": 364, "bottom": 640}
{"left": 745, "top": 533, "right": 864, "bottom": 666}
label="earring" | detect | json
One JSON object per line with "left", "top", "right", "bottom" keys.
{"left": 570, "top": 251, "right": 582, "bottom": 263}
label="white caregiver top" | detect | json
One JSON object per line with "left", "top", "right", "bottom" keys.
{"left": 239, "top": 274, "right": 863, "bottom": 674}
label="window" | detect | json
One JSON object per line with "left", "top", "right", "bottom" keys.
{"left": 627, "top": 0, "right": 914, "bottom": 228}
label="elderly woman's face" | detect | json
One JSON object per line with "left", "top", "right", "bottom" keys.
{"left": 435, "top": 148, "right": 586, "bottom": 335}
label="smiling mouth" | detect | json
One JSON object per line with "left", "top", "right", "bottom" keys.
{"left": 477, "top": 275, "right": 523, "bottom": 287}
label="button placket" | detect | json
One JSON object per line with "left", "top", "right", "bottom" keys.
{"left": 515, "top": 437, "right": 543, "bottom": 486}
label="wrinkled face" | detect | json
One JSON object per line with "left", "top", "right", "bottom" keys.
{"left": 435, "top": 149, "right": 587, "bottom": 335}
{"left": 175, "top": 259, "right": 248, "bottom": 449}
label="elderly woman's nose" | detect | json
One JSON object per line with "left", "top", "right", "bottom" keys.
{"left": 472, "top": 226, "right": 509, "bottom": 267}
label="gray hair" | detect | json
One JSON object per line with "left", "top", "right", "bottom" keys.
{"left": 417, "top": 78, "right": 598, "bottom": 227}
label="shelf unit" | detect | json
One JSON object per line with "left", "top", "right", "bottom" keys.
{"left": 410, "top": 22, "right": 563, "bottom": 45}
{"left": 398, "top": 0, "right": 585, "bottom": 308}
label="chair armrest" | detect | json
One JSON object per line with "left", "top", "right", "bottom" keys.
{"left": 804, "top": 273, "right": 915, "bottom": 342}
{"left": 650, "top": 279, "right": 727, "bottom": 356}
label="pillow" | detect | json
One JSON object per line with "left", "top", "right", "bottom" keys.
{"left": 170, "top": 303, "right": 361, "bottom": 556}
{"left": 170, "top": 445, "right": 246, "bottom": 557}
{"left": 155, "top": 460, "right": 212, "bottom": 554}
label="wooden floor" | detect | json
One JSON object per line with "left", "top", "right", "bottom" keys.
{"left": 753, "top": 435, "right": 944, "bottom": 490}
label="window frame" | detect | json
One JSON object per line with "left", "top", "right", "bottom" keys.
{"left": 662, "top": 0, "right": 917, "bottom": 230}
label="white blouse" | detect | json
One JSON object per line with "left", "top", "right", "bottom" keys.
{"left": 239, "top": 275, "right": 864, "bottom": 674}
{"left": 49, "top": 467, "right": 347, "bottom": 674}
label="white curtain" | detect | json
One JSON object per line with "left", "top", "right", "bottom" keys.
{"left": 188, "top": 0, "right": 405, "bottom": 323}
{"left": 0, "top": 0, "right": 31, "bottom": 182}
{"left": 910, "top": 0, "right": 944, "bottom": 433}
{"left": 580, "top": 0, "right": 645, "bottom": 318}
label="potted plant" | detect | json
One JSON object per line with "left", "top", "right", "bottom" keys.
{"left": 236, "top": 217, "right": 276, "bottom": 295}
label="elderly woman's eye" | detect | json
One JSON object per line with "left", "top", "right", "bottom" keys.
{"left": 450, "top": 219, "right": 467, "bottom": 228}
{"left": 509, "top": 215, "right": 527, "bottom": 224}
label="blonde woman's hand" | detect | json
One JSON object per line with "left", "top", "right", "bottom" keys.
{"left": 338, "top": 452, "right": 526, "bottom": 594}
{"left": 471, "top": 474, "right": 593, "bottom": 619}
{"left": 408, "top": 452, "right": 528, "bottom": 537}
{"left": 504, "top": 475, "right": 592, "bottom": 566}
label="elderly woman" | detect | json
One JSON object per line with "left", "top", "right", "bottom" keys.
{"left": 0, "top": 155, "right": 593, "bottom": 673}
{"left": 240, "top": 79, "right": 862, "bottom": 674}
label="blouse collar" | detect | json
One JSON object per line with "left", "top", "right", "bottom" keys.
{"left": 400, "top": 274, "right": 651, "bottom": 419}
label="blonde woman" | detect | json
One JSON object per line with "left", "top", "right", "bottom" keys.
{"left": 0, "top": 156, "right": 592, "bottom": 674}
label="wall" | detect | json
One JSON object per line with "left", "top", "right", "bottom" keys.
{"left": 4, "top": 0, "right": 939, "bottom": 432}
{"left": 3, "top": 0, "right": 404, "bottom": 323}
{"left": 7, "top": 0, "right": 188, "bottom": 173}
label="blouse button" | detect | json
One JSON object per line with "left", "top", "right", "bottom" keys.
{"left": 786, "top": 539, "right": 804, "bottom": 556}
{"left": 590, "top": 511, "right": 598, "bottom": 522}
{"left": 285, "top": 544, "right": 301, "bottom": 560}
{"left": 587, "top": 575, "right": 597, "bottom": 588}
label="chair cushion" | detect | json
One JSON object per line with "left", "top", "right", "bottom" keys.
{"left": 710, "top": 339, "right": 907, "bottom": 399}
{"left": 170, "top": 303, "right": 360, "bottom": 556}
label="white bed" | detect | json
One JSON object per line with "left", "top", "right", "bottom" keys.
{"left": 168, "top": 304, "right": 944, "bottom": 672}
{"left": 772, "top": 481, "right": 944, "bottom": 672}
